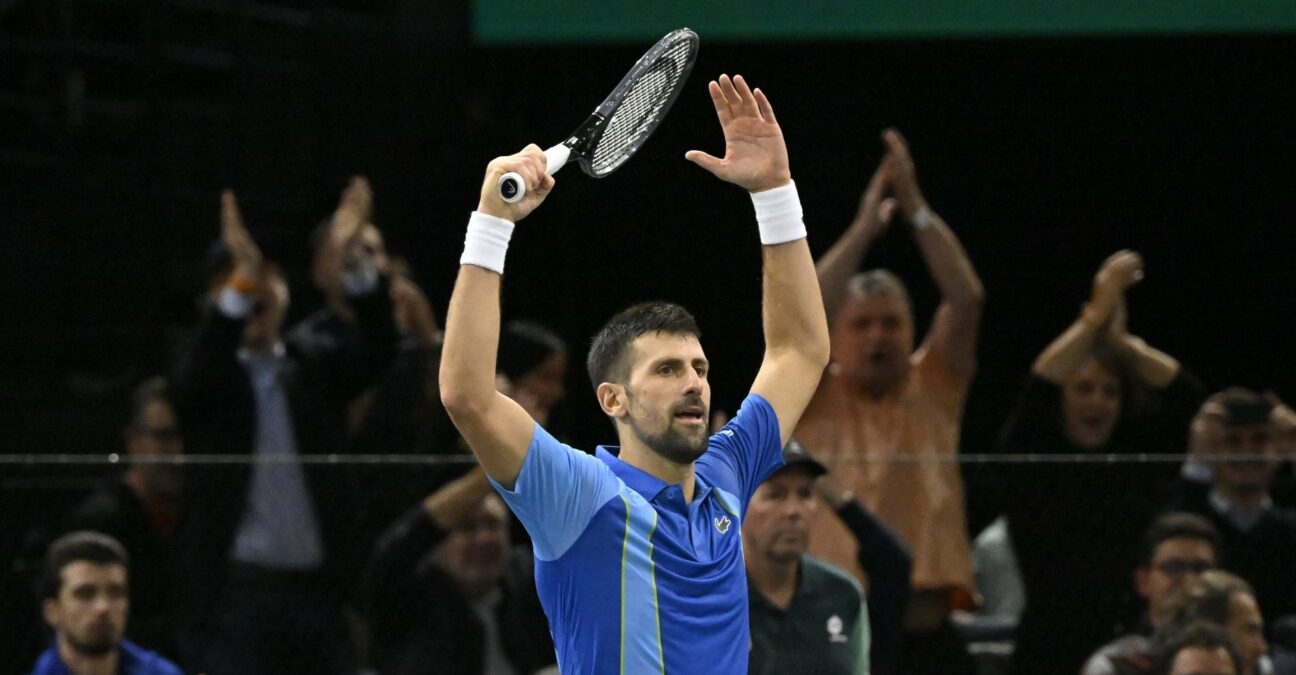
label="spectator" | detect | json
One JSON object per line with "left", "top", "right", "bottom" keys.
{"left": 1083, "top": 512, "right": 1221, "bottom": 675}
{"left": 1170, "top": 389, "right": 1296, "bottom": 633}
{"left": 1159, "top": 622, "right": 1244, "bottom": 675}
{"left": 996, "top": 250, "right": 1204, "bottom": 674}
{"left": 364, "top": 467, "right": 556, "bottom": 675}
{"left": 1157, "top": 571, "right": 1268, "bottom": 675}
{"left": 32, "top": 531, "right": 183, "bottom": 675}
{"left": 745, "top": 438, "right": 912, "bottom": 675}
{"left": 496, "top": 320, "right": 568, "bottom": 429}
{"left": 67, "top": 378, "right": 183, "bottom": 659}
{"left": 796, "top": 129, "right": 983, "bottom": 675}
{"left": 288, "top": 175, "right": 391, "bottom": 356}
{"left": 169, "top": 187, "right": 396, "bottom": 674}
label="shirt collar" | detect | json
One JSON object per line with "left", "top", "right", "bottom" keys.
{"left": 1208, "top": 488, "right": 1272, "bottom": 532}
{"left": 595, "top": 446, "right": 713, "bottom": 505}
{"left": 597, "top": 446, "right": 670, "bottom": 501}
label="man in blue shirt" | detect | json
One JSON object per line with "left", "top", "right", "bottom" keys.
{"left": 439, "top": 74, "right": 831, "bottom": 674}
{"left": 32, "top": 531, "right": 183, "bottom": 675}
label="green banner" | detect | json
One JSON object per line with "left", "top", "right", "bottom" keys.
{"left": 473, "top": 1, "right": 1296, "bottom": 44}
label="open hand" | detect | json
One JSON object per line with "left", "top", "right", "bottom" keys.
{"left": 881, "top": 129, "right": 928, "bottom": 218}
{"left": 685, "top": 74, "right": 790, "bottom": 193}
{"left": 1089, "top": 250, "right": 1143, "bottom": 323}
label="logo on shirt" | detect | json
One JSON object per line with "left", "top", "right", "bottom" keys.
{"left": 827, "top": 615, "right": 847, "bottom": 643}
{"left": 713, "top": 514, "right": 732, "bottom": 534}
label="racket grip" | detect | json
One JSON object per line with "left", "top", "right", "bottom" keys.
{"left": 496, "top": 145, "right": 572, "bottom": 204}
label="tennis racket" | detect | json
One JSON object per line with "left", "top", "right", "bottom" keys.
{"left": 497, "top": 27, "right": 699, "bottom": 203}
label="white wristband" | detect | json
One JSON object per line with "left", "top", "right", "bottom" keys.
{"left": 750, "top": 180, "right": 807, "bottom": 245}
{"left": 459, "top": 211, "right": 516, "bottom": 274}
{"left": 911, "top": 206, "right": 935, "bottom": 230}
{"left": 216, "top": 287, "right": 255, "bottom": 319}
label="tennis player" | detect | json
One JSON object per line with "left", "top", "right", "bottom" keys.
{"left": 439, "top": 74, "right": 829, "bottom": 674}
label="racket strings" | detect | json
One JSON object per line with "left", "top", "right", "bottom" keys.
{"left": 591, "top": 40, "right": 694, "bottom": 175}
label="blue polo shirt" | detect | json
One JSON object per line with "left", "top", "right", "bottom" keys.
{"left": 492, "top": 393, "right": 784, "bottom": 675}
{"left": 31, "top": 638, "right": 184, "bottom": 675}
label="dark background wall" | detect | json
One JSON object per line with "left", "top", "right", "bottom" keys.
{"left": 3, "top": 3, "right": 1293, "bottom": 470}
{"left": 2, "top": 1, "right": 1294, "bottom": 669}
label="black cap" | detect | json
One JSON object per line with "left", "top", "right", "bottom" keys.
{"left": 780, "top": 438, "right": 827, "bottom": 477}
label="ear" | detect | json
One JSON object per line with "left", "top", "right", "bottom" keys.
{"left": 597, "top": 382, "right": 627, "bottom": 418}
{"left": 1134, "top": 566, "right": 1151, "bottom": 598}
{"left": 42, "top": 597, "right": 59, "bottom": 629}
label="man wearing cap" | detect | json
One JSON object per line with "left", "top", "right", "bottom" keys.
{"left": 744, "top": 439, "right": 913, "bottom": 675}
{"left": 1171, "top": 388, "right": 1296, "bottom": 633}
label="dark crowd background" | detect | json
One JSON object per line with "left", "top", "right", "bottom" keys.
{"left": 1, "top": 0, "right": 1294, "bottom": 669}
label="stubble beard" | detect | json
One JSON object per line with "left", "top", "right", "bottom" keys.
{"left": 626, "top": 410, "right": 709, "bottom": 466}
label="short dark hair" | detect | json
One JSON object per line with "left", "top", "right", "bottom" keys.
{"left": 1138, "top": 512, "right": 1220, "bottom": 567}
{"left": 845, "top": 269, "right": 909, "bottom": 301}
{"left": 41, "top": 531, "right": 129, "bottom": 599}
{"left": 127, "top": 377, "right": 170, "bottom": 430}
{"left": 586, "top": 302, "right": 700, "bottom": 391}
{"left": 1156, "top": 621, "right": 1243, "bottom": 675}
{"left": 499, "top": 320, "right": 567, "bottom": 381}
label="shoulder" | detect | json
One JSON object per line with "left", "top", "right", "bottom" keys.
{"left": 119, "top": 639, "right": 185, "bottom": 675}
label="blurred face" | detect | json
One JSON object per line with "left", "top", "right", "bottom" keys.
{"left": 618, "top": 332, "right": 711, "bottom": 465}
{"left": 125, "top": 399, "right": 184, "bottom": 501}
{"left": 512, "top": 350, "right": 568, "bottom": 424}
{"left": 243, "top": 270, "right": 289, "bottom": 350}
{"left": 43, "top": 562, "right": 128, "bottom": 657}
{"left": 1168, "top": 646, "right": 1237, "bottom": 675}
{"left": 1061, "top": 357, "right": 1122, "bottom": 449}
{"left": 831, "top": 292, "right": 914, "bottom": 395}
{"left": 743, "top": 469, "right": 817, "bottom": 564}
{"left": 314, "top": 223, "right": 389, "bottom": 304}
{"left": 1226, "top": 592, "right": 1266, "bottom": 675}
{"left": 1210, "top": 423, "right": 1277, "bottom": 500}
{"left": 434, "top": 496, "right": 510, "bottom": 600}
{"left": 1137, "top": 537, "right": 1216, "bottom": 620}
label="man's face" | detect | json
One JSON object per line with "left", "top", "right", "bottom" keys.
{"left": 434, "top": 496, "right": 511, "bottom": 600}
{"left": 1168, "top": 646, "right": 1237, "bottom": 675}
{"left": 243, "top": 270, "right": 289, "bottom": 350}
{"left": 1208, "top": 423, "right": 1277, "bottom": 499}
{"left": 619, "top": 332, "right": 711, "bottom": 465}
{"left": 743, "top": 469, "right": 817, "bottom": 564}
{"left": 830, "top": 292, "right": 914, "bottom": 395}
{"left": 1226, "top": 592, "right": 1267, "bottom": 675}
{"left": 125, "top": 399, "right": 184, "bottom": 500}
{"left": 43, "top": 562, "right": 128, "bottom": 657}
{"left": 1137, "top": 537, "right": 1215, "bottom": 620}
{"left": 1061, "top": 357, "right": 1122, "bottom": 449}
{"left": 512, "top": 350, "right": 568, "bottom": 426}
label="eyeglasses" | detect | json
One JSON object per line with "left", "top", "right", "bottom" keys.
{"left": 1154, "top": 558, "right": 1213, "bottom": 577}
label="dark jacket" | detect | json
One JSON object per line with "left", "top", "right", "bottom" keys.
{"left": 168, "top": 282, "right": 395, "bottom": 631}
{"left": 998, "top": 371, "right": 1204, "bottom": 675}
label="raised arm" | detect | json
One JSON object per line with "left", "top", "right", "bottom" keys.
{"left": 1033, "top": 250, "right": 1142, "bottom": 384}
{"left": 884, "top": 130, "right": 985, "bottom": 378}
{"left": 1103, "top": 292, "right": 1181, "bottom": 389}
{"left": 815, "top": 157, "right": 898, "bottom": 322}
{"left": 685, "top": 75, "right": 830, "bottom": 446}
{"left": 438, "top": 146, "right": 555, "bottom": 488}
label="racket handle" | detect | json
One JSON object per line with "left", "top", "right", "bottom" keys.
{"left": 497, "top": 145, "right": 572, "bottom": 204}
